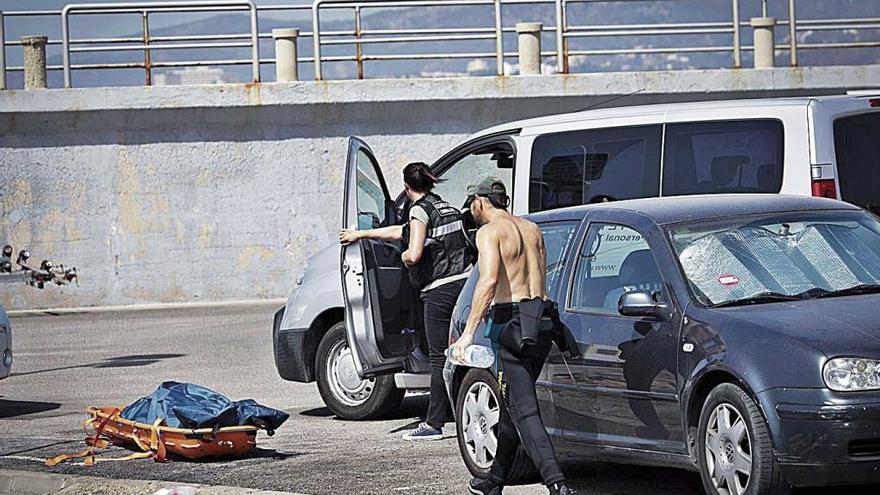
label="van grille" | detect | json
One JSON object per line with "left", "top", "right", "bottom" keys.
{"left": 849, "top": 439, "right": 880, "bottom": 459}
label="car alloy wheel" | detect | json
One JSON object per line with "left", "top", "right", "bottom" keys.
{"left": 705, "top": 403, "right": 752, "bottom": 495}
{"left": 326, "top": 338, "right": 375, "bottom": 407}
{"left": 461, "top": 380, "right": 501, "bottom": 468}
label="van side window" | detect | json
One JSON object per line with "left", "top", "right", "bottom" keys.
{"left": 662, "top": 120, "right": 784, "bottom": 196}
{"left": 529, "top": 125, "right": 662, "bottom": 213}
{"left": 434, "top": 145, "right": 514, "bottom": 209}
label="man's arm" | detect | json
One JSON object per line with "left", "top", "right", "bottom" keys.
{"left": 451, "top": 226, "right": 500, "bottom": 361}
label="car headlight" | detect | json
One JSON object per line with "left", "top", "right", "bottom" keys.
{"left": 823, "top": 358, "right": 880, "bottom": 391}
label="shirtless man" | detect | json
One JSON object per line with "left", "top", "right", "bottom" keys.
{"left": 450, "top": 177, "right": 575, "bottom": 495}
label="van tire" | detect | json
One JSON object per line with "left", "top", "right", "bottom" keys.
{"left": 697, "top": 383, "right": 791, "bottom": 495}
{"left": 455, "top": 368, "right": 539, "bottom": 485}
{"left": 315, "top": 322, "right": 404, "bottom": 420}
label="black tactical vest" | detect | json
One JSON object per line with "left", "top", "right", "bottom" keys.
{"left": 407, "top": 193, "right": 471, "bottom": 290}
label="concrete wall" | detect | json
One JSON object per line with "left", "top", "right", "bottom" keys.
{"left": 2, "top": 65, "right": 880, "bottom": 310}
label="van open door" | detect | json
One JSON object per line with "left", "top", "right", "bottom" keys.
{"left": 341, "top": 137, "right": 420, "bottom": 378}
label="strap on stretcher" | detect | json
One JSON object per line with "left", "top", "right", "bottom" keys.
{"left": 45, "top": 409, "right": 167, "bottom": 466}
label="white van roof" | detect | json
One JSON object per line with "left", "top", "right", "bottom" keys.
{"left": 470, "top": 93, "right": 876, "bottom": 140}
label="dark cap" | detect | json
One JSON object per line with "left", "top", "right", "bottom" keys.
{"left": 463, "top": 177, "right": 509, "bottom": 209}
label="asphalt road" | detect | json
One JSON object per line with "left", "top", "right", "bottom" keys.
{"left": 0, "top": 304, "right": 875, "bottom": 495}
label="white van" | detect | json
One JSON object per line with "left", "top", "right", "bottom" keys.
{"left": 273, "top": 93, "right": 880, "bottom": 419}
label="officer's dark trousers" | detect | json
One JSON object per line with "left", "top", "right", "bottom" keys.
{"left": 487, "top": 307, "right": 565, "bottom": 486}
{"left": 422, "top": 279, "right": 466, "bottom": 429}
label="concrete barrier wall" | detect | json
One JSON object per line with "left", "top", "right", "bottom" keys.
{"left": 2, "top": 65, "right": 879, "bottom": 310}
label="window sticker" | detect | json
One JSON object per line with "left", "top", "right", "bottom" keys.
{"left": 718, "top": 274, "right": 739, "bottom": 286}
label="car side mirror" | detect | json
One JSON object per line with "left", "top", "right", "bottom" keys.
{"left": 618, "top": 290, "right": 670, "bottom": 320}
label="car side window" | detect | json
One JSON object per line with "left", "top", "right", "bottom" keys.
{"left": 569, "top": 223, "right": 664, "bottom": 314}
{"left": 433, "top": 145, "right": 514, "bottom": 209}
{"left": 355, "top": 149, "right": 388, "bottom": 229}
{"left": 528, "top": 125, "right": 662, "bottom": 213}
{"left": 662, "top": 119, "right": 784, "bottom": 196}
{"left": 539, "top": 221, "right": 580, "bottom": 295}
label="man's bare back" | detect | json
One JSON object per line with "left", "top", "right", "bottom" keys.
{"left": 476, "top": 212, "right": 547, "bottom": 304}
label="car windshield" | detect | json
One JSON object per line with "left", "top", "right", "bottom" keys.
{"left": 667, "top": 210, "right": 880, "bottom": 307}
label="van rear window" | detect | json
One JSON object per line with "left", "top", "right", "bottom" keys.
{"left": 661, "top": 120, "right": 784, "bottom": 197}
{"left": 834, "top": 112, "right": 880, "bottom": 214}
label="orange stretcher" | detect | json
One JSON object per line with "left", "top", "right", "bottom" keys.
{"left": 46, "top": 406, "right": 259, "bottom": 466}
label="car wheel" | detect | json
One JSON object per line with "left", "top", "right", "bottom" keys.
{"left": 315, "top": 322, "right": 404, "bottom": 420}
{"left": 697, "top": 383, "right": 791, "bottom": 495}
{"left": 455, "top": 368, "right": 538, "bottom": 485}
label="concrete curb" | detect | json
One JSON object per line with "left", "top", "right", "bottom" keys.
{"left": 7, "top": 298, "right": 286, "bottom": 317}
{"left": 0, "top": 469, "right": 307, "bottom": 495}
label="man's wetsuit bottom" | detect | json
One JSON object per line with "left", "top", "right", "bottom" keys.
{"left": 486, "top": 302, "right": 565, "bottom": 487}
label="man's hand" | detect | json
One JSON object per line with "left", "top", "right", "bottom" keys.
{"left": 450, "top": 332, "right": 474, "bottom": 363}
{"left": 339, "top": 228, "right": 361, "bottom": 245}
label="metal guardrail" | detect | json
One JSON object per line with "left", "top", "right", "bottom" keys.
{"left": 0, "top": 0, "right": 879, "bottom": 88}
{"left": 61, "top": 1, "right": 259, "bottom": 87}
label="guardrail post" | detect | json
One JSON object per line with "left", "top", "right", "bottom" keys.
{"left": 555, "top": 0, "right": 565, "bottom": 73}
{"left": 750, "top": 16, "right": 776, "bottom": 68}
{"left": 516, "top": 22, "right": 542, "bottom": 75}
{"left": 0, "top": 12, "right": 6, "bottom": 90}
{"left": 21, "top": 35, "right": 48, "bottom": 89}
{"left": 494, "top": 0, "right": 503, "bottom": 76}
{"left": 354, "top": 6, "right": 363, "bottom": 79}
{"left": 273, "top": 28, "right": 300, "bottom": 82}
{"left": 788, "top": 0, "right": 798, "bottom": 66}
{"left": 731, "top": 0, "right": 741, "bottom": 68}
{"left": 247, "top": 0, "right": 260, "bottom": 82}
{"left": 142, "top": 11, "right": 152, "bottom": 86}
{"left": 312, "top": 0, "right": 323, "bottom": 80}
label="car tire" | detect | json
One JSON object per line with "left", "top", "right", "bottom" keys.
{"left": 697, "top": 382, "right": 791, "bottom": 495}
{"left": 315, "top": 322, "right": 404, "bottom": 420}
{"left": 455, "top": 368, "right": 538, "bottom": 485}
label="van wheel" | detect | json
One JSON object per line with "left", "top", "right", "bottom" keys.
{"left": 455, "top": 368, "right": 538, "bottom": 485}
{"left": 697, "top": 383, "right": 791, "bottom": 495}
{"left": 316, "top": 322, "right": 404, "bottom": 420}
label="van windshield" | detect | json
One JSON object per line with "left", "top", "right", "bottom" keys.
{"left": 834, "top": 112, "right": 880, "bottom": 214}
{"left": 667, "top": 210, "right": 880, "bottom": 307}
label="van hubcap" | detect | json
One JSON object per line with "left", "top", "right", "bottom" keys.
{"left": 327, "top": 339, "right": 374, "bottom": 406}
{"left": 705, "top": 403, "right": 752, "bottom": 495}
{"left": 461, "top": 381, "right": 500, "bottom": 469}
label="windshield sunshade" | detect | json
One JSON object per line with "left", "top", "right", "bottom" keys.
{"left": 672, "top": 211, "right": 880, "bottom": 306}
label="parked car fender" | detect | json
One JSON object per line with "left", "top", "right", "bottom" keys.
{"left": 275, "top": 244, "right": 344, "bottom": 383}
{"left": 679, "top": 308, "right": 828, "bottom": 456}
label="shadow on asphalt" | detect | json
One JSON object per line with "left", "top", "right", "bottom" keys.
{"left": 299, "top": 407, "right": 334, "bottom": 418}
{"left": 177, "top": 447, "right": 304, "bottom": 464}
{"left": 0, "top": 398, "right": 62, "bottom": 418}
{"left": 11, "top": 353, "right": 186, "bottom": 377}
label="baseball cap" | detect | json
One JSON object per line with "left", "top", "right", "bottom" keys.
{"left": 463, "top": 177, "right": 509, "bottom": 209}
